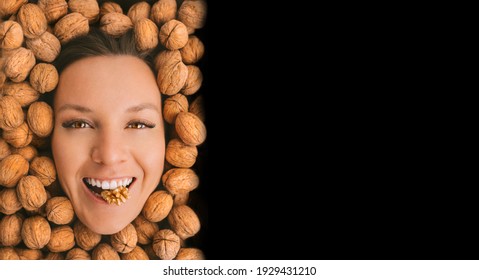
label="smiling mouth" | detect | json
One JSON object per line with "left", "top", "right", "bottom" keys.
{"left": 82, "top": 177, "right": 135, "bottom": 205}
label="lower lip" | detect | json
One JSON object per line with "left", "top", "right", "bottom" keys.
{"left": 82, "top": 180, "right": 135, "bottom": 205}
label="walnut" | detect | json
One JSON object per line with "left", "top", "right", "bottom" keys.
{"left": 165, "top": 138, "right": 198, "bottom": 167}
{"left": 152, "top": 229, "right": 180, "bottom": 260}
{"left": 2, "top": 81, "right": 40, "bottom": 107}
{"left": 163, "top": 93, "right": 188, "bottom": 124}
{"left": 142, "top": 244, "right": 160, "bottom": 260}
{"left": 101, "top": 186, "right": 129, "bottom": 206}
{"left": 175, "top": 247, "right": 205, "bottom": 260}
{"left": 53, "top": 12, "right": 89, "bottom": 44}
{"left": 134, "top": 18, "right": 158, "bottom": 52}
{"left": 0, "top": 138, "right": 11, "bottom": 160}
{"left": 100, "top": 12, "right": 133, "bottom": 38}
{"left": 168, "top": 205, "right": 200, "bottom": 240}
{"left": 0, "top": 213, "right": 23, "bottom": 246}
{"left": 37, "top": 0, "right": 68, "bottom": 24}
{"left": 189, "top": 95, "right": 205, "bottom": 122}
{"left": 150, "top": 0, "right": 177, "bottom": 26}
{"left": 0, "top": 154, "right": 29, "bottom": 188}
{"left": 15, "top": 248, "right": 43, "bottom": 260}
{"left": 0, "top": 0, "right": 27, "bottom": 19}
{"left": 73, "top": 220, "right": 101, "bottom": 251}
{"left": 132, "top": 214, "right": 159, "bottom": 245}
{"left": 17, "top": 3, "right": 48, "bottom": 39}
{"left": 0, "top": 247, "right": 19, "bottom": 260}
{"left": 178, "top": 0, "right": 207, "bottom": 29}
{"left": 173, "top": 191, "right": 189, "bottom": 205}
{"left": 16, "top": 175, "right": 47, "bottom": 211}
{"left": 181, "top": 65, "right": 203, "bottom": 95}
{"left": 66, "top": 248, "right": 91, "bottom": 260}
{"left": 141, "top": 190, "right": 173, "bottom": 223}
{"left": 45, "top": 196, "right": 74, "bottom": 225}
{"left": 4, "top": 47, "right": 36, "bottom": 82}
{"left": 0, "top": 95, "right": 24, "bottom": 130}
{"left": 128, "top": 1, "right": 150, "bottom": 24}
{"left": 0, "top": 20, "right": 23, "bottom": 50}
{"left": 0, "top": 188, "right": 22, "bottom": 215}
{"left": 2, "top": 122, "right": 33, "bottom": 148}
{"left": 29, "top": 156, "right": 56, "bottom": 186}
{"left": 120, "top": 246, "right": 149, "bottom": 260}
{"left": 0, "top": 71, "right": 6, "bottom": 89}
{"left": 47, "top": 225, "right": 75, "bottom": 252}
{"left": 159, "top": 19, "right": 188, "bottom": 50}
{"left": 92, "top": 243, "right": 120, "bottom": 260}
{"left": 110, "top": 223, "right": 137, "bottom": 253}
{"left": 29, "top": 63, "right": 58, "bottom": 93}
{"left": 25, "top": 31, "right": 61, "bottom": 63}
{"left": 68, "top": 0, "right": 100, "bottom": 24}
{"left": 162, "top": 168, "right": 199, "bottom": 196}
{"left": 155, "top": 50, "right": 188, "bottom": 95}
{"left": 186, "top": 25, "right": 195, "bottom": 35}
{"left": 100, "top": 1, "right": 122, "bottom": 18}
{"left": 43, "top": 252, "right": 64, "bottom": 259}
{"left": 180, "top": 35, "right": 205, "bottom": 64}
{"left": 11, "top": 145, "right": 38, "bottom": 162}
{"left": 21, "top": 215, "right": 51, "bottom": 249}
{"left": 175, "top": 112, "right": 206, "bottom": 147}
{"left": 29, "top": 133, "right": 49, "bottom": 149}
{"left": 27, "top": 101, "right": 54, "bottom": 137}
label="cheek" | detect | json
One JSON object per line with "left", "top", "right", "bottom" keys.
{"left": 51, "top": 129, "right": 86, "bottom": 186}
{"left": 135, "top": 132, "right": 165, "bottom": 183}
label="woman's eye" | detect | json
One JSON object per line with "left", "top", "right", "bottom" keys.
{"left": 127, "top": 122, "right": 155, "bottom": 129}
{"left": 62, "top": 120, "right": 92, "bottom": 129}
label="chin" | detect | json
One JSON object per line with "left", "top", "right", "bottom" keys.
{"left": 82, "top": 212, "right": 138, "bottom": 235}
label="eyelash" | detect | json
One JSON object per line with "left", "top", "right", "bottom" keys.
{"left": 62, "top": 120, "right": 156, "bottom": 129}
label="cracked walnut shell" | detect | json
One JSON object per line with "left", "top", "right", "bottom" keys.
{"left": 37, "top": 0, "right": 68, "bottom": 23}
{"left": 45, "top": 196, "right": 74, "bottom": 225}
{"left": 29, "top": 63, "right": 58, "bottom": 94}
{"left": 21, "top": 215, "right": 51, "bottom": 249}
{"left": 150, "top": 0, "right": 176, "bottom": 26}
{"left": 159, "top": 19, "right": 188, "bottom": 50}
{"left": 165, "top": 138, "right": 198, "bottom": 168}
{"left": 168, "top": 205, "right": 200, "bottom": 240}
{"left": 54, "top": 12, "right": 89, "bottom": 44}
{"left": 27, "top": 101, "right": 54, "bottom": 137}
{"left": 0, "top": 20, "right": 23, "bottom": 50}
{"left": 4, "top": 47, "right": 36, "bottom": 83}
{"left": 25, "top": 31, "right": 61, "bottom": 63}
{"left": 0, "top": 154, "right": 29, "bottom": 188}
{"left": 152, "top": 229, "right": 180, "bottom": 260}
{"left": 29, "top": 156, "right": 56, "bottom": 186}
{"left": 142, "top": 190, "right": 173, "bottom": 223}
{"left": 16, "top": 175, "right": 47, "bottom": 211}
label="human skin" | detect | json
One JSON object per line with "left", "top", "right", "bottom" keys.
{"left": 52, "top": 55, "right": 165, "bottom": 235}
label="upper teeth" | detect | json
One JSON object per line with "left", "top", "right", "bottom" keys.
{"left": 86, "top": 178, "right": 133, "bottom": 190}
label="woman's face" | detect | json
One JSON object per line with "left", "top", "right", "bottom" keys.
{"left": 52, "top": 55, "right": 165, "bottom": 234}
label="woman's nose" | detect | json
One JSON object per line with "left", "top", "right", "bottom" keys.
{"left": 91, "top": 129, "right": 128, "bottom": 165}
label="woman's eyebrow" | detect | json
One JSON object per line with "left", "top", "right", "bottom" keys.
{"left": 126, "top": 103, "right": 160, "bottom": 113}
{"left": 57, "top": 104, "right": 92, "bottom": 113}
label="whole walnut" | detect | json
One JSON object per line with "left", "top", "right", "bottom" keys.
{"left": 181, "top": 65, "right": 203, "bottom": 95}
{"left": 73, "top": 220, "right": 101, "bottom": 251}
{"left": 132, "top": 214, "right": 159, "bottom": 245}
{"left": 159, "top": 19, "right": 188, "bottom": 50}
{"left": 189, "top": 95, "right": 205, "bottom": 122}
{"left": 66, "top": 248, "right": 91, "bottom": 260}
{"left": 16, "top": 248, "right": 43, "bottom": 260}
{"left": 0, "top": 213, "right": 23, "bottom": 246}
{"left": 163, "top": 94, "right": 188, "bottom": 124}
{"left": 29, "top": 156, "right": 56, "bottom": 186}
{"left": 29, "top": 63, "right": 58, "bottom": 93}
{"left": 178, "top": 0, "right": 207, "bottom": 29}
{"left": 141, "top": 190, "right": 173, "bottom": 223}
{"left": 68, "top": 0, "right": 100, "bottom": 23}
{"left": 37, "top": 0, "right": 68, "bottom": 23}
{"left": 45, "top": 196, "right": 74, "bottom": 225}
{"left": 47, "top": 225, "right": 75, "bottom": 252}
{"left": 150, "top": 0, "right": 176, "bottom": 26}
{"left": 100, "top": 1, "right": 122, "bottom": 18}
{"left": 100, "top": 12, "right": 133, "bottom": 38}
{"left": 142, "top": 244, "right": 160, "bottom": 260}
{"left": 11, "top": 145, "right": 38, "bottom": 162}
{"left": 0, "top": 247, "right": 19, "bottom": 260}
{"left": 0, "top": 154, "right": 29, "bottom": 188}
{"left": 175, "top": 111, "right": 206, "bottom": 146}
{"left": 16, "top": 175, "right": 47, "bottom": 211}
{"left": 2, "top": 122, "right": 33, "bottom": 148}
{"left": 168, "top": 205, "right": 200, "bottom": 240}
{"left": 175, "top": 248, "right": 205, "bottom": 260}
{"left": 53, "top": 12, "right": 89, "bottom": 44}
{"left": 0, "top": 188, "right": 22, "bottom": 215}
{"left": 27, "top": 101, "right": 54, "bottom": 137}
{"left": 128, "top": 1, "right": 150, "bottom": 24}
{"left": 134, "top": 18, "right": 158, "bottom": 52}
{"left": 155, "top": 50, "right": 189, "bottom": 95}
{"left": 92, "top": 243, "right": 120, "bottom": 260}
{"left": 0, "top": 20, "right": 23, "bottom": 50}
{"left": 4, "top": 47, "right": 36, "bottom": 82}
{"left": 120, "top": 246, "right": 149, "bottom": 260}
{"left": 2, "top": 81, "right": 40, "bottom": 107}
{"left": 0, "top": 139, "right": 11, "bottom": 161}
{"left": 17, "top": 4, "right": 48, "bottom": 39}
{"left": 165, "top": 138, "right": 198, "bottom": 168}
{"left": 162, "top": 168, "right": 199, "bottom": 195}
{"left": 0, "top": 95, "right": 24, "bottom": 130}
{"left": 173, "top": 191, "right": 189, "bottom": 206}
{"left": 25, "top": 31, "right": 61, "bottom": 63}
{"left": 0, "top": 0, "right": 28, "bottom": 19}
{"left": 180, "top": 35, "right": 205, "bottom": 64}
{"left": 21, "top": 215, "right": 51, "bottom": 249}
{"left": 110, "top": 223, "right": 138, "bottom": 253}
{"left": 152, "top": 229, "right": 180, "bottom": 260}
